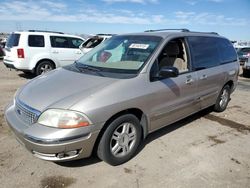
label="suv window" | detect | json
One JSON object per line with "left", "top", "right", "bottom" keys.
{"left": 50, "top": 36, "right": 69, "bottom": 48}
{"left": 6, "top": 33, "right": 20, "bottom": 48}
{"left": 50, "top": 36, "right": 83, "bottom": 48}
{"left": 82, "top": 38, "right": 104, "bottom": 48}
{"left": 28, "top": 35, "right": 45, "bottom": 47}
{"left": 216, "top": 38, "right": 237, "bottom": 64}
{"left": 71, "top": 38, "right": 83, "bottom": 48}
{"left": 188, "top": 37, "right": 220, "bottom": 70}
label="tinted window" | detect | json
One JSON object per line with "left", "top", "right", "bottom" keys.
{"left": 188, "top": 36, "right": 220, "bottom": 70}
{"left": 50, "top": 36, "right": 69, "bottom": 48}
{"left": 81, "top": 38, "right": 104, "bottom": 48}
{"left": 70, "top": 38, "right": 83, "bottom": 48}
{"left": 241, "top": 48, "right": 250, "bottom": 53}
{"left": 50, "top": 36, "right": 83, "bottom": 48}
{"left": 6, "top": 33, "right": 20, "bottom": 48}
{"left": 216, "top": 38, "right": 237, "bottom": 64}
{"left": 28, "top": 35, "right": 44, "bottom": 47}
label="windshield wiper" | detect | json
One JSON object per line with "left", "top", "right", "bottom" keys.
{"left": 75, "top": 62, "right": 104, "bottom": 76}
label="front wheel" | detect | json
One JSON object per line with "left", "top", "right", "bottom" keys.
{"left": 214, "top": 85, "right": 231, "bottom": 112}
{"left": 97, "top": 114, "right": 142, "bottom": 166}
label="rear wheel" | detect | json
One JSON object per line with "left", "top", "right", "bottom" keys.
{"left": 35, "top": 61, "right": 54, "bottom": 76}
{"left": 214, "top": 85, "right": 231, "bottom": 112}
{"left": 97, "top": 114, "right": 142, "bottom": 166}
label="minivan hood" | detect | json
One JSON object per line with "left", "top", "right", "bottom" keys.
{"left": 17, "top": 68, "right": 117, "bottom": 112}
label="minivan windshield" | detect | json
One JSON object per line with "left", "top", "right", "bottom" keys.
{"left": 76, "top": 35, "right": 162, "bottom": 74}
{"left": 6, "top": 33, "right": 20, "bottom": 48}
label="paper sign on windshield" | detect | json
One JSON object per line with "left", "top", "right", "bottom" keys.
{"left": 129, "top": 43, "right": 149, "bottom": 49}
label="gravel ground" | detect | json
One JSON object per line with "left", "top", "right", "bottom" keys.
{"left": 0, "top": 60, "right": 250, "bottom": 188}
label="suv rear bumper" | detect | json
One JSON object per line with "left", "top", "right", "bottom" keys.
{"left": 3, "top": 60, "right": 35, "bottom": 73}
{"left": 3, "top": 61, "right": 16, "bottom": 69}
{"left": 4, "top": 103, "right": 100, "bottom": 162}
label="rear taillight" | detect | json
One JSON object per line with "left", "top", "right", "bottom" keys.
{"left": 17, "top": 48, "right": 24, "bottom": 58}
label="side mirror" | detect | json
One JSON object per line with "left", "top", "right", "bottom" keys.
{"left": 159, "top": 66, "right": 179, "bottom": 78}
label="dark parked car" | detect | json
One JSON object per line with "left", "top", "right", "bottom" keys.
{"left": 237, "top": 47, "right": 250, "bottom": 65}
{"left": 0, "top": 43, "right": 5, "bottom": 58}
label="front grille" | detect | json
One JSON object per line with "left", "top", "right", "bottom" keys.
{"left": 15, "top": 99, "right": 41, "bottom": 125}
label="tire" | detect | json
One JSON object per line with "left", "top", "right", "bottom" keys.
{"left": 214, "top": 85, "right": 231, "bottom": 112}
{"left": 97, "top": 114, "right": 142, "bottom": 166}
{"left": 243, "top": 69, "right": 250, "bottom": 78}
{"left": 22, "top": 70, "right": 34, "bottom": 75}
{"left": 35, "top": 60, "right": 55, "bottom": 76}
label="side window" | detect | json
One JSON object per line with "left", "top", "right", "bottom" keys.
{"left": 69, "top": 38, "right": 84, "bottom": 48}
{"left": 188, "top": 37, "right": 220, "bottom": 70}
{"left": 216, "top": 38, "right": 237, "bottom": 64}
{"left": 50, "top": 36, "right": 69, "bottom": 48}
{"left": 241, "top": 48, "right": 250, "bottom": 53}
{"left": 150, "top": 38, "right": 190, "bottom": 81}
{"left": 28, "top": 35, "right": 45, "bottom": 47}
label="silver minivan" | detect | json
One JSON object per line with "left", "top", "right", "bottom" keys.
{"left": 5, "top": 29, "right": 239, "bottom": 165}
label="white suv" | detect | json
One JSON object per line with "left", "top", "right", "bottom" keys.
{"left": 3, "top": 30, "right": 84, "bottom": 75}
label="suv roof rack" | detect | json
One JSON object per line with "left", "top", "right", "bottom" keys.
{"left": 145, "top": 29, "right": 190, "bottom": 32}
{"left": 28, "top": 30, "right": 64, "bottom": 34}
{"left": 145, "top": 28, "right": 219, "bottom": 35}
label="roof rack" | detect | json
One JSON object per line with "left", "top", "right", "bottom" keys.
{"left": 144, "top": 29, "right": 219, "bottom": 35}
{"left": 188, "top": 31, "right": 219, "bottom": 35}
{"left": 145, "top": 29, "right": 190, "bottom": 32}
{"left": 96, "top": 34, "right": 116, "bottom": 36}
{"left": 28, "top": 30, "right": 64, "bottom": 34}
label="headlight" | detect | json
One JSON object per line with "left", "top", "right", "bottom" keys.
{"left": 37, "top": 109, "right": 91, "bottom": 129}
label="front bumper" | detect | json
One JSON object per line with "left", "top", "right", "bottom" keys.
{"left": 4, "top": 103, "right": 101, "bottom": 162}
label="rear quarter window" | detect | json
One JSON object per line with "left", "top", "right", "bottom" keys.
{"left": 216, "top": 38, "right": 237, "bottom": 64}
{"left": 28, "top": 35, "right": 45, "bottom": 47}
{"left": 70, "top": 38, "right": 83, "bottom": 48}
{"left": 6, "top": 33, "right": 20, "bottom": 48}
{"left": 188, "top": 36, "right": 220, "bottom": 70}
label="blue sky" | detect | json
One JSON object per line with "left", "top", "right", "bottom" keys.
{"left": 0, "top": 0, "right": 249, "bottom": 40}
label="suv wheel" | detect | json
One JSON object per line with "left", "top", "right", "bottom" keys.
{"left": 214, "top": 85, "right": 230, "bottom": 112}
{"left": 97, "top": 114, "right": 142, "bottom": 166}
{"left": 36, "top": 61, "right": 54, "bottom": 75}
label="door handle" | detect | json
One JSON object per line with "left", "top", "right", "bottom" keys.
{"left": 75, "top": 51, "right": 82, "bottom": 54}
{"left": 186, "top": 76, "right": 194, "bottom": 85}
{"left": 52, "top": 51, "right": 59, "bottom": 54}
{"left": 200, "top": 74, "right": 208, "bottom": 80}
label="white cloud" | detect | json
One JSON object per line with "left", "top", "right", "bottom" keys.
{"left": 0, "top": 0, "right": 247, "bottom": 27}
{"left": 41, "top": 0, "right": 67, "bottom": 11}
{"left": 184, "top": 0, "right": 223, "bottom": 5}
{"left": 0, "top": 0, "right": 164, "bottom": 24}
{"left": 174, "top": 11, "right": 248, "bottom": 26}
{"left": 102, "top": 0, "right": 158, "bottom": 4}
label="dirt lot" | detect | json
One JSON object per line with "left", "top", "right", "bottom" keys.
{"left": 0, "top": 60, "right": 250, "bottom": 188}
